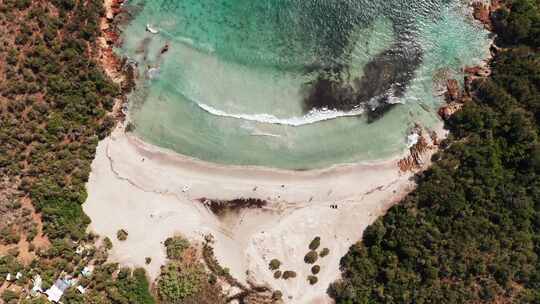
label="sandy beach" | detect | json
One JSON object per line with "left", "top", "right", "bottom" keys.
{"left": 89, "top": 5, "right": 445, "bottom": 298}
{"left": 83, "top": 123, "right": 442, "bottom": 303}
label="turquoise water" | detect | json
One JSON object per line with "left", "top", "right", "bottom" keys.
{"left": 119, "top": 0, "right": 490, "bottom": 169}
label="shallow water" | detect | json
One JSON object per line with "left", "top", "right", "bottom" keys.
{"left": 119, "top": 0, "right": 490, "bottom": 169}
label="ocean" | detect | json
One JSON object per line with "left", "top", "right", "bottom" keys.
{"left": 118, "top": 0, "right": 490, "bottom": 169}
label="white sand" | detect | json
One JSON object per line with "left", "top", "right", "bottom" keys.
{"left": 84, "top": 125, "right": 440, "bottom": 303}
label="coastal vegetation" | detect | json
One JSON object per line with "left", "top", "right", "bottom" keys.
{"left": 330, "top": 0, "right": 540, "bottom": 302}
{"left": 307, "top": 275, "right": 318, "bottom": 285}
{"left": 164, "top": 236, "right": 190, "bottom": 260}
{"left": 116, "top": 229, "right": 128, "bottom": 241}
{"left": 309, "top": 236, "right": 321, "bottom": 251}
{"left": 157, "top": 235, "right": 227, "bottom": 304}
{"left": 269, "top": 258, "right": 281, "bottom": 270}
{"left": 282, "top": 271, "right": 297, "bottom": 280}
{"left": 304, "top": 251, "right": 319, "bottom": 264}
{"left": 0, "top": 0, "right": 119, "bottom": 241}
{"left": 0, "top": 0, "right": 157, "bottom": 303}
{"left": 320, "top": 248, "right": 330, "bottom": 258}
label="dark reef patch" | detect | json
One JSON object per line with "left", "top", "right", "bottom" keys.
{"left": 303, "top": 41, "right": 422, "bottom": 122}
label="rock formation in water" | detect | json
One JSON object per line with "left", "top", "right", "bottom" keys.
{"left": 398, "top": 125, "right": 437, "bottom": 172}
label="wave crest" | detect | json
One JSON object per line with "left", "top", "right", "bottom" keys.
{"left": 196, "top": 102, "right": 365, "bottom": 126}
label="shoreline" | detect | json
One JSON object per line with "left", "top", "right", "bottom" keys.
{"left": 128, "top": 128, "right": 411, "bottom": 177}
{"left": 87, "top": 1, "right": 498, "bottom": 303}
{"left": 85, "top": 125, "right": 437, "bottom": 303}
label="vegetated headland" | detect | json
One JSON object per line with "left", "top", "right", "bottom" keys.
{"left": 330, "top": 1, "right": 540, "bottom": 303}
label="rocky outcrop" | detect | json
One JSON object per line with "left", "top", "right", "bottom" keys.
{"left": 99, "top": 0, "right": 131, "bottom": 121}
{"left": 438, "top": 79, "right": 464, "bottom": 120}
{"left": 472, "top": 0, "right": 503, "bottom": 30}
{"left": 445, "top": 79, "right": 461, "bottom": 102}
{"left": 438, "top": 102, "right": 464, "bottom": 121}
{"left": 99, "top": 0, "right": 125, "bottom": 81}
{"left": 464, "top": 65, "right": 491, "bottom": 78}
{"left": 398, "top": 126, "right": 438, "bottom": 172}
{"left": 106, "top": 0, "right": 125, "bottom": 20}
{"left": 473, "top": 1, "right": 491, "bottom": 27}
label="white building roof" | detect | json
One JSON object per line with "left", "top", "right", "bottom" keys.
{"left": 45, "top": 279, "right": 70, "bottom": 303}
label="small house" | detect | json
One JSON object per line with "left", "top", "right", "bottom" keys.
{"left": 45, "top": 279, "right": 70, "bottom": 303}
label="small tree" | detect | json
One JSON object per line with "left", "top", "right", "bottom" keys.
{"left": 164, "top": 236, "right": 190, "bottom": 260}
{"left": 311, "top": 265, "right": 320, "bottom": 275}
{"left": 307, "top": 275, "right": 318, "bottom": 285}
{"left": 1, "top": 290, "right": 19, "bottom": 304}
{"left": 309, "top": 237, "right": 321, "bottom": 251}
{"left": 269, "top": 259, "right": 281, "bottom": 270}
{"left": 274, "top": 270, "right": 282, "bottom": 279}
{"left": 117, "top": 229, "right": 128, "bottom": 241}
{"left": 282, "top": 271, "right": 297, "bottom": 280}
{"left": 157, "top": 262, "right": 204, "bottom": 302}
{"left": 304, "top": 251, "right": 318, "bottom": 264}
{"left": 145, "top": 257, "right": 152, "bottom": 264}
{"left": 320, "top": 248, "right": 330, "bottom": 258}
{"left": 272, "top": 290, "right": 283, "bottom": 300}
{"left": 103, "top": 237, "right": 113, "bottom": 250}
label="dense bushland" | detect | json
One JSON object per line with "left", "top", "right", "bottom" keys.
{"left": 0, "top": 1, "right": 157, "bottom": 303}
{"left": 0, "top": 0, "right": 118, "bottom": 240}
{"left": 329, "top": 1, "right": 540, "bottom": 303}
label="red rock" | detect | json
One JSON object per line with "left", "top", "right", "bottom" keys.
{"left": 464, "top": 66, "right": 491, "bottom": 77}
{"left": 473, "top": 1, "right": 491, "bottom": 26}
{"left": 438, "top": 102, "right": 463, "bottom": 121}
{"left": 445, "top": 79, "right": 461, "bottom": 102}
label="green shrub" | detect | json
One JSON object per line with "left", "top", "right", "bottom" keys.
{"left": 157, "top": 262, "right": 204, "bottom": 302}
{"left": 304, "top": 250, "right": 318, "bottom": 264}
{"left": 309, "top": 236, "right": 321, "bottom": 250}
{"left": 164, "top": 236, "right": 190, "bottom": 260}
{"left": 307, "top": 275, "right": 318, "bottom": 285}
{"left": 319, "top": 248, "right": 330, "bottom": 258}
{"left": 269, "top": 258, "right": 281, "bottom": 270}
{"left": 272, "top": 290, "right": 283, "bottom": 300}
{"left": 1, "top": 290, "right": 19, "bottom": 304}
{"left": 103, "top": 237, "right": 113, "bottom": 250}
{"left": 282, "top": 271, "right": 297, "bottom": 280}
{"left": 117, "top": 229, "right": 128, "bottom": 241}
{"left": 118, "top": 268, "right": 155, "bottom": 304}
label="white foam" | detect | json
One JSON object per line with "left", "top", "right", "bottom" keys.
{"left": 147, "top": 67, "right": 160, "bottom": 79}
{"left": 146, "top": 24, "right": 159, "bottom": 34}
{"left": 195, "top": 102, "right": 364, "bottom": 127}
{"left": 406, "top": 133, "right": 420, "bottom": 148}
{"left": 250, "top": 131, "right": 282, "bottom": 138}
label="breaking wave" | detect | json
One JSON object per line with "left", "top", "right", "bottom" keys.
{"left": 195, "top": 102, "right": 365, "bottom": 126}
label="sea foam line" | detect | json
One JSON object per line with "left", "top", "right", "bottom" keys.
{"left": 195, "top": 102, "right": 364, "bottom": 127}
